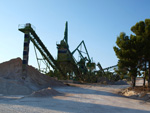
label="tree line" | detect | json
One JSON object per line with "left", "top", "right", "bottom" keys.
{"left": 114, "top": 19, "right": 150, "bottom": 87}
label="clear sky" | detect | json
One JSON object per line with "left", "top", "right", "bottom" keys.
{"left": 0, "top": 0, "right": 150, "bottom": 69}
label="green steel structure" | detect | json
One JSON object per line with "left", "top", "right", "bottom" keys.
{"left": 97, "top": 62, "right": 104, "bottom": 74}
{"left": 57, "top": 22, "right": 81, "bottom": 79}
{"left": 72, "top": 40, "right": 96, "bottom": 72}
{"left": 19, "top": 23, "right": 65, "bottom": 78}
{"left": 57, "top": 22, "right": 96, "bottom": 80}
{"left": 97, "top": 62, "right": 118, "bottom": 73}
{"left": 18, "top": 22, "right": 117, "bottom": 82}
{"left": 72, "top": 40, "right": 90, "bottom": 62}
{"left": 103, "top": 65, "right": 118, "bottom": 71}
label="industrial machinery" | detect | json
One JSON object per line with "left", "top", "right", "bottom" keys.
{"left": 57, "top": 22, "right": 81, "bottom": 80}
{"left": 103, "top": 65, "right": 118, "bottom": 72}
{"left": 97, "top": 62, "right": 118, "bottom": 74}
{"left": 19, "top": 22, "right": 117, "bottom": 82}
{"left": 57, "top": 22, "right": 96, "bottom": 81}
{"left": 72, "top": 40, "right": 96, "bottom": 73}
{"left": 97, "top": 62, "right": 105, "bottom": 74}
{"left": 19, "top": 23, "right": 65, "bottom": 79}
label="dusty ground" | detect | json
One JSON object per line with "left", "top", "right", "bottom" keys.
{"left": 0, "top": 84, "right": 150, "bottom": 113}
{"left": 0, "top": 58, "right": 149, "bottom": 113}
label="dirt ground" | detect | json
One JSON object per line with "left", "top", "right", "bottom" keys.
{"left": 119, "top": 77, "right": 150, "bottom": 102}
{"left": 0, "top": 58, "right": 150, "bottom": 113}
{"left": 0, "top": 84, "right": 150, "bottom": 113}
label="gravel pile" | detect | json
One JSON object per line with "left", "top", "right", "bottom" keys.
{"left": 29, "top": 87, "right": 61, "bottom": 97}
{"left": 0, "top": 58, "right": 65, "bottom": 95}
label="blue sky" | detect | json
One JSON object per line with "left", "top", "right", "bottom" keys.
{"left": 0, "top": 0, "right": 150, "bottom": 69}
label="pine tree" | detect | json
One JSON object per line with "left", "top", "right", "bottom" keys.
{"left": 131, "top": 19, "right": 150, "bottom": 88}
{"left": 114, "top": 32, "right": 138, "bottom": 87}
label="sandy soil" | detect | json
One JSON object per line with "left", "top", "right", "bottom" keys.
{"left": 136, "top": 77, "right": 148, "bottom": 86}
{"left": 0, "top": 84, "right": 149, "bottom": 113}
{"left": 119, "top": 77, "right": 150, "bottom": 102}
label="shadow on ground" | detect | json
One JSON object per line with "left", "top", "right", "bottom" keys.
{"left": 54, "top": 85, "right": 126, "bottom": 97}
{"left": 0, "top": 96, "right": 149, "bottom": 113}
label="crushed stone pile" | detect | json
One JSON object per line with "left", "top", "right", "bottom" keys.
{"left": 0, "top": 58, "right": 65, "bottom": 95}
{"left": 29, "top": 87, "right": 61, "bottom": 97}
{"left": 97, "top": 77, "right": 129, "bottom": 85}
{"left": 97, "top": 76, "right": 129, "bottom": 85}
{"left": 97, "top": 77, "right": 110, "bottom": 84}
